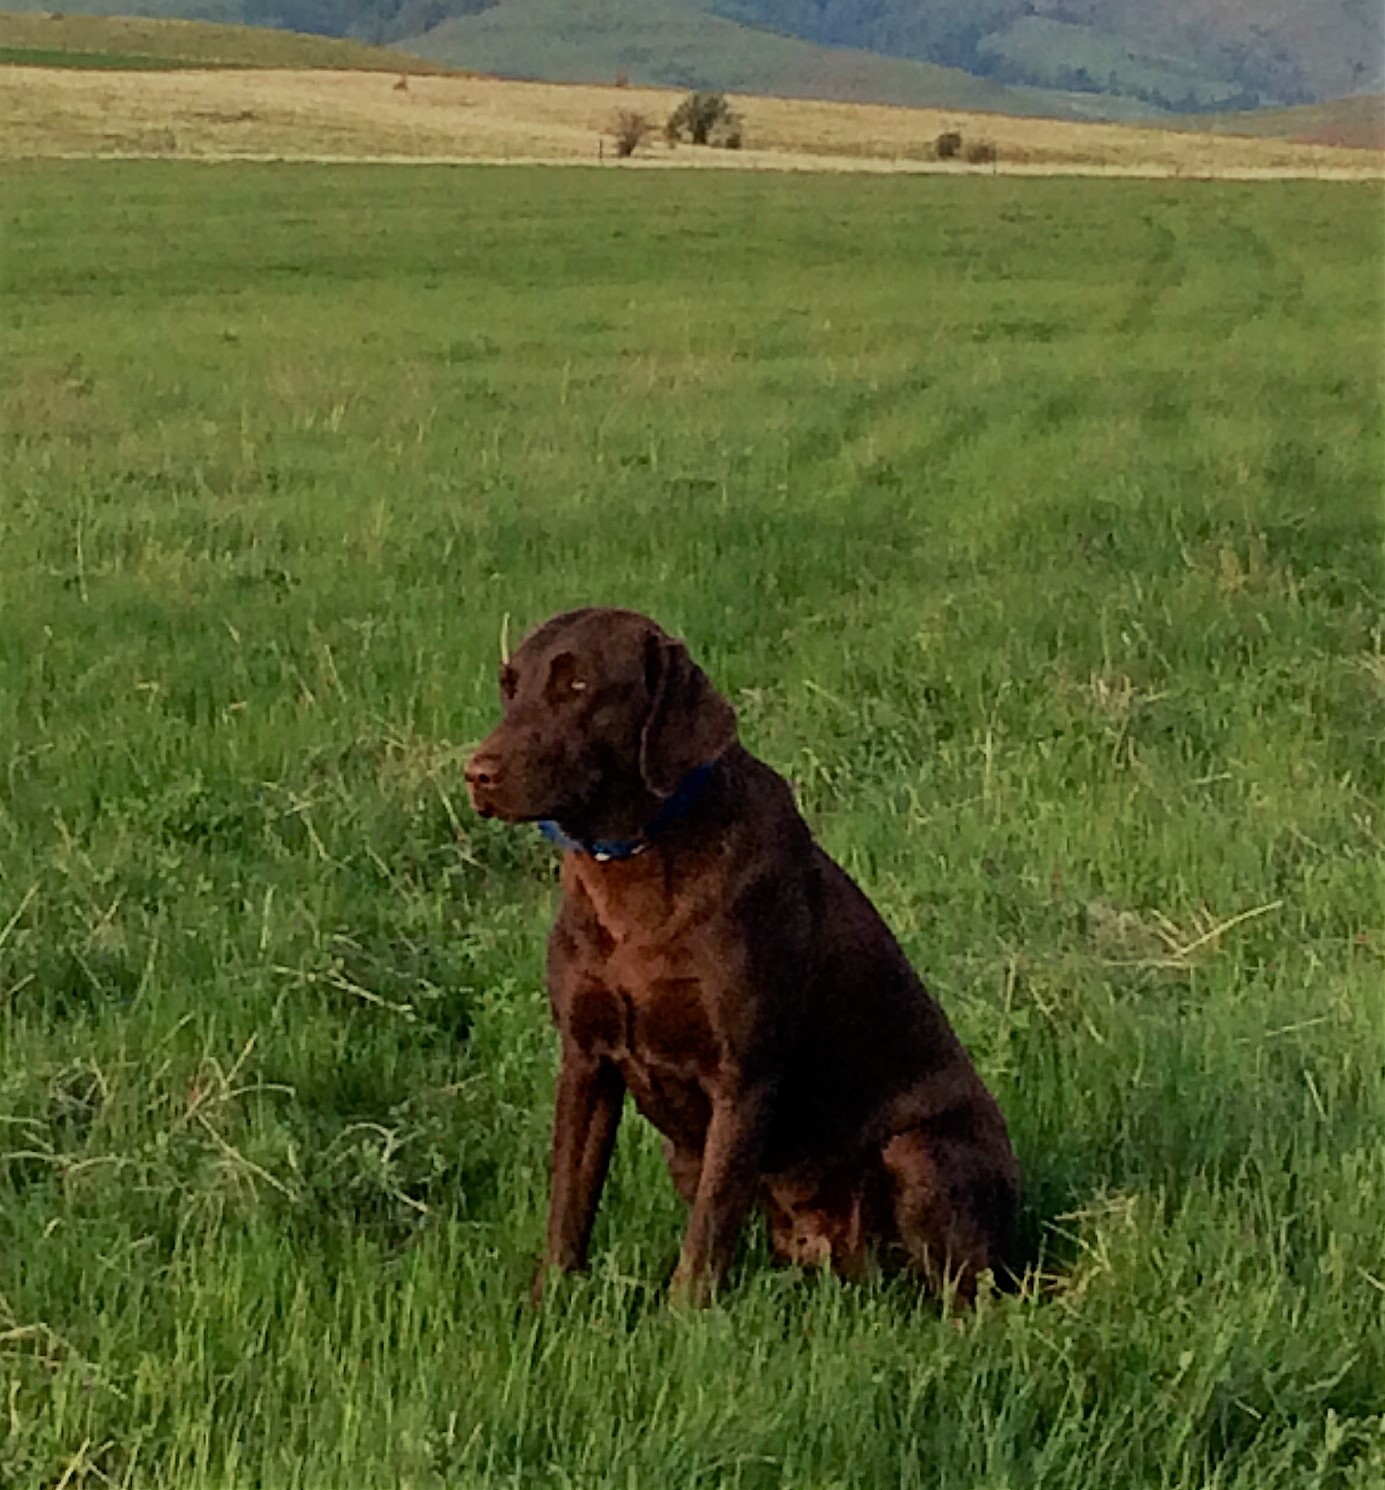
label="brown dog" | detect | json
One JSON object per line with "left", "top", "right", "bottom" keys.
{"left": 466, "top": 607, "right": 1019, "bottom": 1305}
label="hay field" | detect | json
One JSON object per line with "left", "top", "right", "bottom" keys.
{"left": 4, "top": 63, "right": 1383, "bottom": 177}
{"left": 1178, "top": 95, "right": 1385, "bottom": 152}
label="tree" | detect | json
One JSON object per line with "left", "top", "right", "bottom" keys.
{"left": 665, "top": 92, "right": 743, "bottom": 148}
{"left": 610, "top": 111, "right": 656, "bottom": 159}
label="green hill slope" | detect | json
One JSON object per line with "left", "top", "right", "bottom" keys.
{"left": 1021, "top": 0, "right": 1384, "bottom": 106}
{"left": 710, "top": 0, "right": 1384, "bottom": 108}
{"left": 0, "top": 9, "right": 453, "bottom": 68}
{"left": 3, "top": 0, "right": 1376, "bottom": 115}
{"left": 397, "top": 0, "right": 1046, "bottom": 111}
{"left": 974, "top": 14, "right": 1259, "bottom": 112}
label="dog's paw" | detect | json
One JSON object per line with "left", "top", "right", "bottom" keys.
{"left": 668, "top": 1260, "right": 713, "bottom": 1310}
{"left": 530, "top": 1261, "right": 557, "bottom": 1308}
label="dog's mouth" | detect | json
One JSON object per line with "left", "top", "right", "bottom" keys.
{"left": 466, "top": 778, "right": 578, "bottom": 827}
{"left": 466, "top": 787, "right": 536, "bottom": 824}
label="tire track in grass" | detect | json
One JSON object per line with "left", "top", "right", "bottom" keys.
{"left": 1220, "top": 207, "right": 1307, "bottom": 324}
{"left": 1116, "top": 207, "right": 1186, "bottom": 335}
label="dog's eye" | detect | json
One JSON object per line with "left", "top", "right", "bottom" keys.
{"left": 545, "top": 652, "right": 588, "bottom": 703}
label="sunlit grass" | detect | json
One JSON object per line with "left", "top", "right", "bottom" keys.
{"left": 1, "top": 162, "right": 1382, "bottom": 1488}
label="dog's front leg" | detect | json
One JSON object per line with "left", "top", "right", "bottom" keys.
{"left": 536, "top": 1045, "right": 625, "bottom": 1299}
{"left": 670, "top": 1078, "right": 774, "bottom": 1307}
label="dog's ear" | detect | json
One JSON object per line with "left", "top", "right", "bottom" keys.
{"left": 639, "top": 635, "right": 737, "bottom": 798}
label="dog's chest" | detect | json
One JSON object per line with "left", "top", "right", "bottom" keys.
{"left": 559, "top": 866, "right": 725, "bottom": 1082}
{"left": 568, "top": 960, "right": 721, "bottom": 1146}
{"left": 568, "top": 971, "right": 721, "bottom": 1078}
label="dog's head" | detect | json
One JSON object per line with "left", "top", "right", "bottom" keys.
{"left": 465, "top": 608, "right": 737, "bottom": 832}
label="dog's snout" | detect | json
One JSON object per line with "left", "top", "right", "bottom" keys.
{"left": 466, "top": 751, "right": 502, "bottom": 789}
{"left": 465, "top": 749, "right": 504, "bottom": 819}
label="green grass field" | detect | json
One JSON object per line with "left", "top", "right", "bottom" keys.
{"left": 1, "top": 162, "right": 1382, "bottom": 1489}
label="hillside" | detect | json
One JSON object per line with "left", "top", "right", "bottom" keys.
{"left": 1176, "top": 94, "right": 1385, "bottom": 150}
{"left": 1021, "top": 0, "right": 1384, "bottom": 106}
{"left": 3, "top": 60, "right": 1381, "bottom": 179}
{"left": 0, "top": 10, "right": 454, "bottom": 69}
{"left": 0, "top": 2, "right": 1086, "bottom": 117}
{"left": 707, "top": 0, "right": 1383, "bottom": 109}
{"left": 0, "top": 0, "right": 1379, "bottom": 114}
{"left": 398, "top": 0, "right": 1066, "bottom": 115}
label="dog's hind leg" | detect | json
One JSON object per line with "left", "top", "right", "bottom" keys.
{"left": 881, "top": 1124, "right": 1017, "bottom": 1304}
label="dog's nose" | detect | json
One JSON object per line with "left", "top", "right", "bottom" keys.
{"left": 465, "top": 751, "right": 503, "bottom": 790}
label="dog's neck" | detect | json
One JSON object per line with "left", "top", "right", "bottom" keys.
{"left": 539, "top": 762, "right": 718, "bottom": 863}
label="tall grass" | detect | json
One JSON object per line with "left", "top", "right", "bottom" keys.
{"left": 1, "top": 163, "right": 1382, "bottom": 1488}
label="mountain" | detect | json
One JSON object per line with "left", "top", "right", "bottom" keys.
{"left": 1023, "top": 0, "right": 1383, "bottom": 105}
{"left": 0, "top": 7, "right": 455, "bottom": 67}
{"left": 2, "top": 0, "right": 1378, "bottom": 115}
{"left": 706, "top": 0, "right": 1384, "bottom": 110}
{"left": 396, "top": 0, "right": 1078, "bottom": 114}
{"left": 0, "top": 0, "right": 1114, "bottom": 116}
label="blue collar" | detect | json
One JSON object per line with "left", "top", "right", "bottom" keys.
{"left": 537, "top": 763, "right": 716, "bottom": 863}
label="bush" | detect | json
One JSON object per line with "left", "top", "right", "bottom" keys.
{"left": 666, "top": 91, "right": 742, "bottom": 148}
{"left": 966, "top": 140, "right": 998, "bottom": 165}
{"left": 934, "top": 130, "right": 963, "bottom": 160}
{"left": 610, "top": 110, "right": 655, "bottom": 159}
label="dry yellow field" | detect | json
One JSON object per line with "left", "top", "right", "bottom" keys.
{"left": 3, "top": 64, "right": 1382, "bottom": 178}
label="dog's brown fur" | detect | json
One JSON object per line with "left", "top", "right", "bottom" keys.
{"left": 466, "top": 607, "right": 1018, "bottom": 1304}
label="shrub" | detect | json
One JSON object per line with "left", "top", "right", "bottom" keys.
{"left": 966, "top": 140, "right": 998, "bottom": 165}
{"left": 610, "top": 110, "right": 655, "bottom": 159}
{"left": 934, "top": 130, "right": 963, "bottom": 160}
{"left": 666, "top": 91, "right": 742, "bottom": 148}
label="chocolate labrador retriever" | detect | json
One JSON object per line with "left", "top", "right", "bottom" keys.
{"left": 466, "top": 607, "right": 1018, "bottom": 1305}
